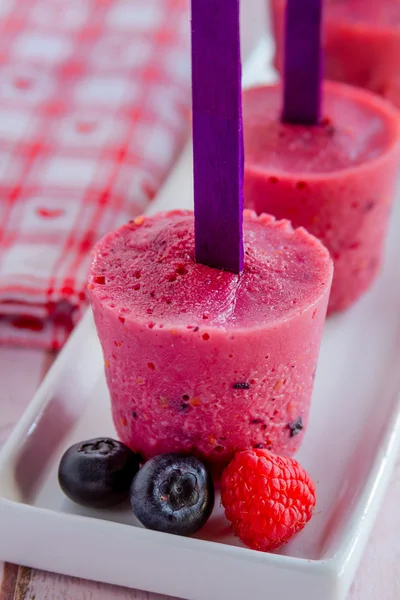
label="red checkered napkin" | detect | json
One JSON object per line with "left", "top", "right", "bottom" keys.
{"left": 0, "top": 0, "right": 191, "bottom": 349}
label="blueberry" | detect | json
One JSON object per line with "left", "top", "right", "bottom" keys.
{"left": 58, "top": 437, "right": 140, "bottom": 508}
{"left": 233, "top": 382, "right": 250, "bottom": 390}
{"left": 289, "top": 417, "right": 304, "bottom": 438}
{"left": 130, "top": 453, "right": 214, "bottom": 536}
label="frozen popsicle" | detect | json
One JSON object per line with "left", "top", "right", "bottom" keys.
{"left": 243, "top": 81, "right": 400, "bottom": 312}
{"left": 245, "top": 0, "right": 400, "bottom": 312}
{"left": 271, "top": 0, "right": 400, "bottom": 109}
{"left": 88, "top": 210, "right": 332, "bottom": 472}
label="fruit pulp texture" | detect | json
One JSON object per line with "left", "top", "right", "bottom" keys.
{"left": 88, "top": 210, "right": 333, "bottom": 474}
{"left": 270, "top": 0, "right": 400, "bottom": 109}
{"left": 243, "top": 82, "right": 400, "bottom": 312}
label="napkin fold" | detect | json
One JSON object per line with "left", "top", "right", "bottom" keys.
{"left": 0, "top": 0, "right": 190, "bottom": 349}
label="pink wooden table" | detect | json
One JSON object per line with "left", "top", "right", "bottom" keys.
{"left": 0, "top": 345, "right": 399, "bottom": 600}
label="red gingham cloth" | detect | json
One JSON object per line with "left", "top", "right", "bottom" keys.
{"left": 0, "top": 0, "right": 190, "bottom": 350}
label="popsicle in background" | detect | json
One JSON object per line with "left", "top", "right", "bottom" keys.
{"left": 244, "top": 0, "right": 400, "bottom": 312}
{"left": 270, "top": 0, "right": 400, "bottom": 109}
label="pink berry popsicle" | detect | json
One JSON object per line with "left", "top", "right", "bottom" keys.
{"left": 246, "top": 0, "right": 400, "bottom": 312}
{"left": 88, "top": 210, "right": 333, "bottom": 473}
{"left": 271, "top": 0, "right": 400, "bottom": 109}
{"left": 243, "top": 82, "right": 400, "bottom": 312}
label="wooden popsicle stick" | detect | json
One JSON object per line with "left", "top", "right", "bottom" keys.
{"left": 282, "top": 0, "right": 323, "bottom": 125}
{"left": 191, "top": 0, "right": 244, "bottom": 273}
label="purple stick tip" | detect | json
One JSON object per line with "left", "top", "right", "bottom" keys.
{"left": 191, "top": 0, "right": 244, "bottom": 274}
{"left": 282, "top": 0, "right": 323, "bottom": 125}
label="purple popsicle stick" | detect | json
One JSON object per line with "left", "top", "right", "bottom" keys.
{"left": 282, "top": 0, "right": 323, "bottom": 125}
{"left": 191, "top": 0, "right": 244, "bottom": 274}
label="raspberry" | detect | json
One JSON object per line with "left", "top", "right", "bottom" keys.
{"left": 221, "top": 449, "right": 316, "bottom": 552}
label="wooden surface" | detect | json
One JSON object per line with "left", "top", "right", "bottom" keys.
{"left": 0, "top": 565, "right": 175, "bottom": 600}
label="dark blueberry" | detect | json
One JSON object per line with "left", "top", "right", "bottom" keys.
{"left": 130, "top": 453, "right": 214, "bottom": 536}
{"left": 193, "top": 327, "right": 199, "bottom": 332}
{"left": 250, "top": 419, "right": 263, "bottom": 425}
{"left": 289, "top": 417, "right": 304, "bottom": 438}
{"left": 58, "top": 437, "right": 140, "bottom": 508}
{"left": 131, "top": 411, "right": 138, "bottom": 419}
{"left": 254, "top": 443, "right": 265, "bottom": 449}
{"left": 233, "top": 382, "right": 250, "bottom": 390}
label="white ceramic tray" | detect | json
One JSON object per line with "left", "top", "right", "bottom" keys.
{"left": 1, "top": 38, "right": 400, "bottom": 600}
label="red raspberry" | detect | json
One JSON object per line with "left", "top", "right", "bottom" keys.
{"left": 221, "top": 449, "right": 316, "bottom": 552}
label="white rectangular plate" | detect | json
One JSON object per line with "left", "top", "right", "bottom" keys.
{"left": 1, "top": 38, "right": 400, "bottom": 600}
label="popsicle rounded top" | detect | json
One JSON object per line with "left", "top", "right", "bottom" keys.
{"left": 88, "top": 210, "right": 333, "bottom": 331}
{"left": 244, "top": 81, "right": 400, "bottom": 176}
